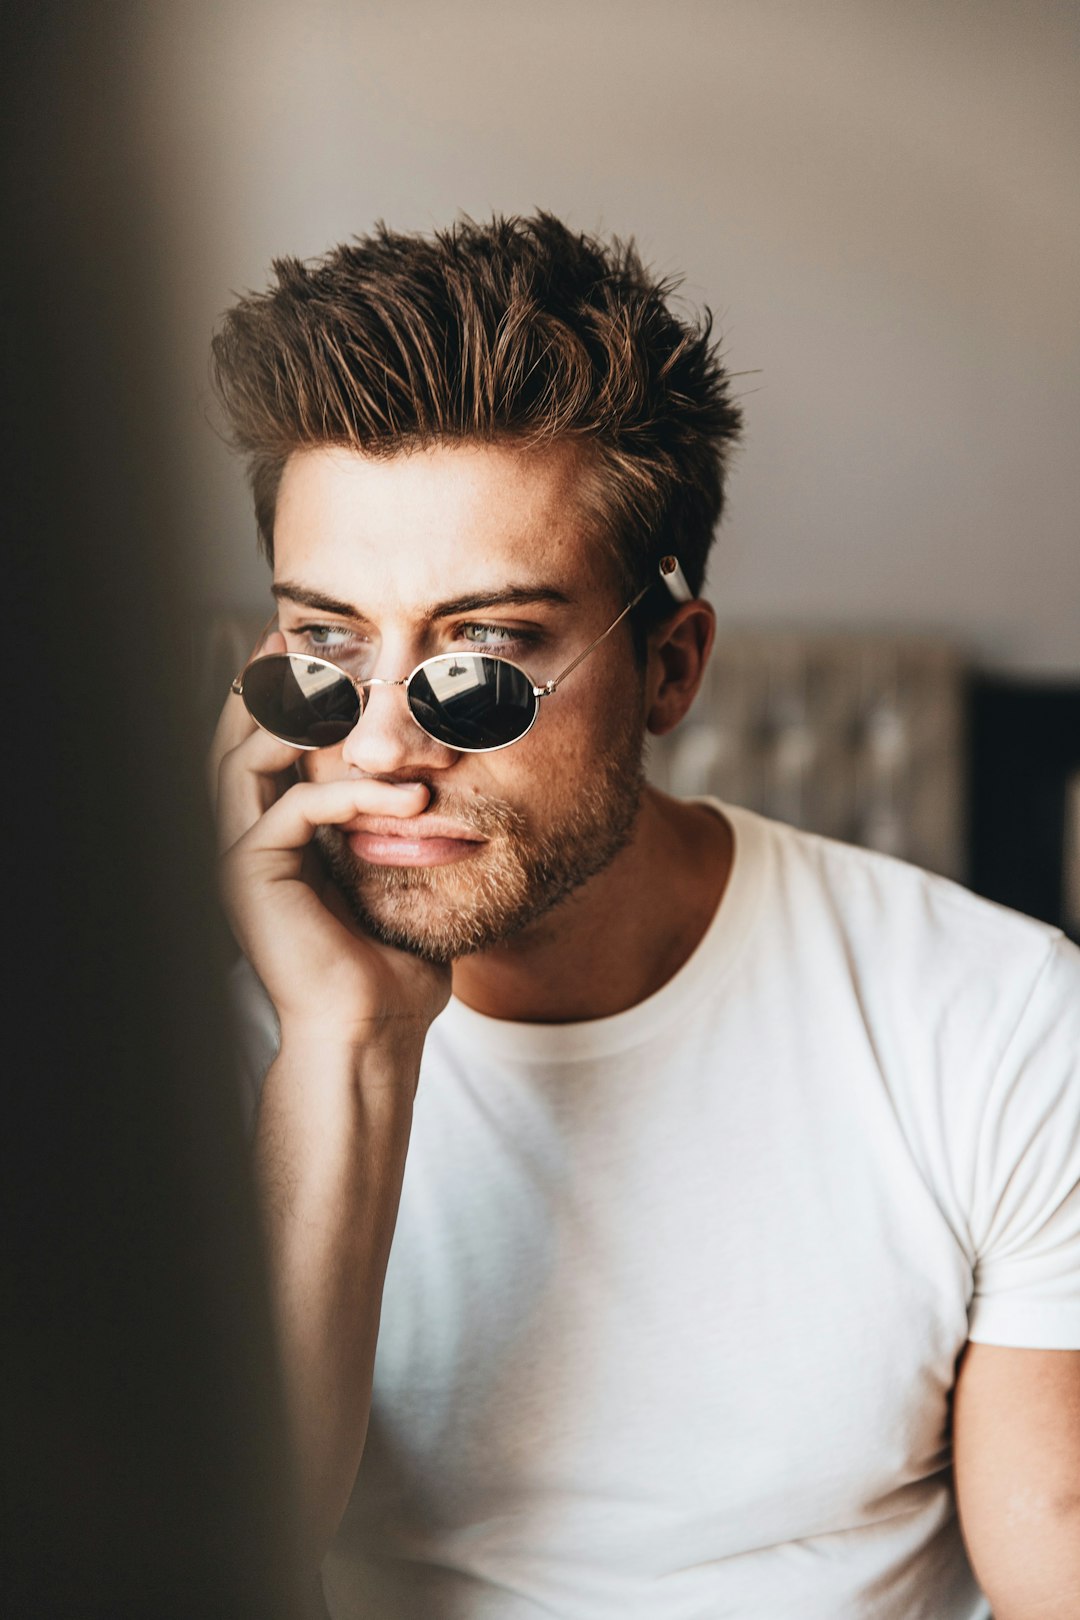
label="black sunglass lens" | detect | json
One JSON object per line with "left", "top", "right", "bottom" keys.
{"left": 242, "top": 655, "right": 359, "bottom": 747}
{"left": 408, "top": 656, "right": 537, "bottom": 750}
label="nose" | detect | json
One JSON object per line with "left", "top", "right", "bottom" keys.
{"left": 339, "top": 676, "right": 460, "bottom": 777}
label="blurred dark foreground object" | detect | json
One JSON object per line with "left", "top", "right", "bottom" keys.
{"left": 1, "top": 7, "right": 305, "bottom": 1616}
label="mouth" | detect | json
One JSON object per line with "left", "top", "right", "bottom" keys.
{"left": 343, "top": 815, "right": 488, "bottom": 869}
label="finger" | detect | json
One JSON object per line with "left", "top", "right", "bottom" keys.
{"left": 205, "top": 627, "right": 287, "bottom": 809}
{"left": 207, "top": 696, "right": 255, "bottom": 811}
{"left": 227, "top": 777, "right": 430, "bottom": 862}
{"left": 215, "top": 724, "right": 308, "bottom": 853}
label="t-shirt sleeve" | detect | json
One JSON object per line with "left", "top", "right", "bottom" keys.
{"left": 227, "top": 956, "right": 281, "bottom": 1138}
{"left": 967, "top": 933, "right": 1080, "bottom": 1348}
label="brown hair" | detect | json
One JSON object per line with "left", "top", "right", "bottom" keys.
{"left": 211, "top": 213, "right": 743, "bottom": 614}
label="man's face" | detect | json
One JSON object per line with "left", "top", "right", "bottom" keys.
{"left": 271, "top": 441, "right": 649, "bottom": 963}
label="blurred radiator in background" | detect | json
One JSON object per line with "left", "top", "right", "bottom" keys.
{"left": 202, "top": 618, "right": 967, "bottom": 881}
{"left": 646, "top": 631, "right": 967, "bottom": 880}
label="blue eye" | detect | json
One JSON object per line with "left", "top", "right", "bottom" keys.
{"left": 288, "top": 624, "right": 371, "bottom": 664}
{"left": 459, "top": 623, "right": 531, "bottom": 652}
{"left": 308, "top": 625, "right": 354, "bottom": 648}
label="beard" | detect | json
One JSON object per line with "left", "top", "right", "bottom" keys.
{"left": 313, "top": 723, "right": 647, "bottom": 965}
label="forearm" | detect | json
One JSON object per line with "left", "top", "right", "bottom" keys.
{"left": 955, "top": 1343, "right": 1080, "bottom": 1620}
{"left": 254, "top": 1032, "right": 419, "bottom": 1569}
{"left": 967, "top": 1506, "right": 1080, "bottom": 1620}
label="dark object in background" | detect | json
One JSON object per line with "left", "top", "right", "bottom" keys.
{"left": 968, "top": 677, "right": 1080, "bottom": 945}
{"left": 1, "top": 6, "right": 304, "bottom": 1616}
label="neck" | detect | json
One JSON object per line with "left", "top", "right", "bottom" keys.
{"left": 450, "top": 790, "right": 733, "bottom": 1024}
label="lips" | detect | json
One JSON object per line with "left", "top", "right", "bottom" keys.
{"left": 343, "top": 815, "right": 486, "bottom": 842}
{"left": 342, "top": 814, "right": 488, "bottom": 868}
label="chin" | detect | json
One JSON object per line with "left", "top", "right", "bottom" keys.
{"left": 312, "top": 752, "right": 646, "bottom": 965}
{"left": 342, "top": 879, "right": 559, "bottom": 965}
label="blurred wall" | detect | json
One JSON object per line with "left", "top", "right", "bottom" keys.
{"left": 140, "top": 0, "right": 1079, "bottom": 675}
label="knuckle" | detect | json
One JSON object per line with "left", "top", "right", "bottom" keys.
{"left": 273, "top": 779, "right": 307, "bottom": 814}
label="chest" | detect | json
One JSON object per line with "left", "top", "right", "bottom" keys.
{"left": 361, "top": 1020, "right": 971, "bottom": 1561}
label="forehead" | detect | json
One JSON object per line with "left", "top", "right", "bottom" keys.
{"left": 272, "top": 441, "right": 612, "bottom": 612}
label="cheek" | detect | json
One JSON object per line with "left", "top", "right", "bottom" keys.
{"left": 509, "top": 673, "right": 643, "bottom": 788}
{"left": 555, "top": 659, "right": 646, "bottom": 753}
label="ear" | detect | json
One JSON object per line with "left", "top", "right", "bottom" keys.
{"left": 644, "top": 599, "right": 716, "bottom": 737}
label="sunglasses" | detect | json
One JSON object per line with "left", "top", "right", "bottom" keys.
{"left": 231, "top": 555, "right": 692, "bottom": 754}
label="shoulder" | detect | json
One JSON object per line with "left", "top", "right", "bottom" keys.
{"left": 718, "top": 801, "right": 1078, "bottom": 1118}
{"left": 724, "top": 799, "right": 1066, "bottom": 993}
{"left": 724, "top": 807, "right": 1080, "bottom": 1281}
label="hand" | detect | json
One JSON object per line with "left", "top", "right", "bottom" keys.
{"left": 209, "top": 634, "right": 452, "bottom": 1060}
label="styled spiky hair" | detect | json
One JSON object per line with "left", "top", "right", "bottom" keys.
{"left": 211, "top": 213, "right": 742, "bottom": 602}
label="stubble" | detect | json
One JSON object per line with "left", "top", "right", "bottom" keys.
{"left": 313, "top": 729, "right": 647, "bottom": 964}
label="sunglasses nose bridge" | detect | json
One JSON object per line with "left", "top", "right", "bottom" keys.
{"left": 339, "top": 667, "right": 460, "bottom": 771}
{"left": 342, "top": 671, "right": 410, "bottom": 725}
{"left": 351, "top": 671, "right": 411, "bottom": 720}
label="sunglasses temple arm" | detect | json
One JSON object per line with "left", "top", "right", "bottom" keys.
{"left": 540, "top": 555, "right": 693, "bottom": 695}
{"left": 230, "top": 613, "right": 281, "bottom": 694}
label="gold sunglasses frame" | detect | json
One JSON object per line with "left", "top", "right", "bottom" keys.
{"left": 231, "top": 555, "right": 692, "bottom": 754}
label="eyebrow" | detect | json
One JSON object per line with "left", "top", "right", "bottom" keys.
{"left": 271, "top": 580, "right": 574, "bottom": 621}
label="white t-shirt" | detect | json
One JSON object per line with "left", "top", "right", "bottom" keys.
{"left": 233, "top": 801, "right": 1080, "bottom": 1619}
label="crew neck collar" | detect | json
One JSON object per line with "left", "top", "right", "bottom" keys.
{"left": 436, "top": 799, "right": 768, "bottom": 1063}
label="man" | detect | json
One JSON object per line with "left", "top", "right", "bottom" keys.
{"left": 210, "top": 214, "right": 1080, "bottom": 1618}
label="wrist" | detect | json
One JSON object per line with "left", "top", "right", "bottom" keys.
{"left": 276, "top": 1018, "right": 427, "bottom": 1091}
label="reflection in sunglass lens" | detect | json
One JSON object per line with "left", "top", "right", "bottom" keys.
{"left": 243, "top": 654, "right": 360, "bottom": 747}
{"left": 408, "top": 655, "right": 538, "bottom": 750}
